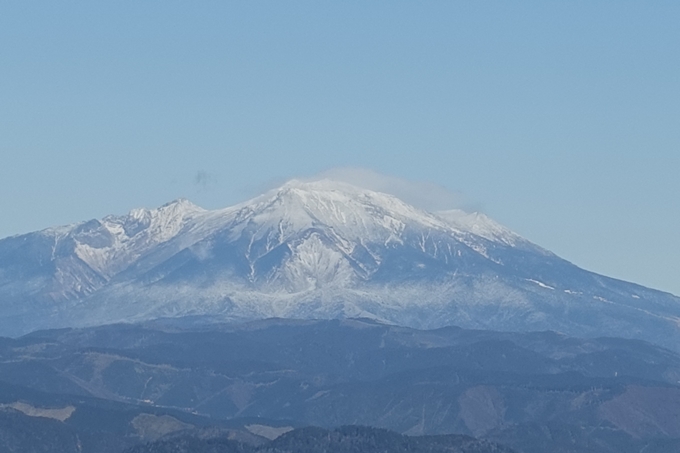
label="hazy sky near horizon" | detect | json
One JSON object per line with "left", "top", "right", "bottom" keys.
{"left": 1, "top": 2, "right": 679, "bottom": 295}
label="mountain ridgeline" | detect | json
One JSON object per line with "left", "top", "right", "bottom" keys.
{"left": 1, "top": 319, "right": 680, "bottom": 453}
{"left": 1, "top": 179, "right": 679, "bottom": 350}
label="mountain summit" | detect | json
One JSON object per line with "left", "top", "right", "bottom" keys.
{"left": 1, "top": 179, "right": 679, "bottom": 349}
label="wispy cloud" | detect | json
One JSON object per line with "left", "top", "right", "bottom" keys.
{"left": 305, "top": 167, "right": 465, "bottom": 212}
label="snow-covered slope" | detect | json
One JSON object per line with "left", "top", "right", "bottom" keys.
{"left": 1, "top": 179, "right": 679, "bottom": 351}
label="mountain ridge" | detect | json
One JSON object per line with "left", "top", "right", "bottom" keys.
{"left": 0, "top": 179, "right": 678, "bottom": 350}
{"left": 3, "top": 318, "right": 680, "bottom": 453}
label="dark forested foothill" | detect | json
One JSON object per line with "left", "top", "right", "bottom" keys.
{"left": 125, "top": 426, "right": 516, "bottom": 453}
{"left": 1, "top": 319, "right": 680, "bottom": 453}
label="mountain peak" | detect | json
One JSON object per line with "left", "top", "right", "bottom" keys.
{"left": 232, "top": 178, "right": 450, "bottom": 246}
{"left": 435, "top": 209, "right": 527, "bottom": 247}
{"left": 3, "top": 177, "right": 678, "bottom": 353}
{"left": 157, "top": 197, "right": 204, "bottom": 214}
{"left": 122, "top": 198, "right": 205, "bottom": 234}
{"left": 267, "top": 178, "right": 392, "bottom": 202}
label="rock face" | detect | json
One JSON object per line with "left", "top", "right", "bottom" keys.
{"left": 0, "top": 179, "right": 679, "bottom": 349}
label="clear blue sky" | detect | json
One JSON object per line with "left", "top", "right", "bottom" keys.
{"left": 1, "top": 2, "right": 679, "bottom": 295}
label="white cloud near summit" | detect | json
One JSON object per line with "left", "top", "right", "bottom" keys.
{"left": 306, "top": 167, "right": 464, "bottom": 212}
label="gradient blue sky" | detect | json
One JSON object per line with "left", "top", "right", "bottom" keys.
{"left": 1, "top": 2, "right": 679, "bottom": 295}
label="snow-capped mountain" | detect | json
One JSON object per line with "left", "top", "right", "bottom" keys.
{"left": 1, "top": 179, "right": 679, "bottom": 350}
